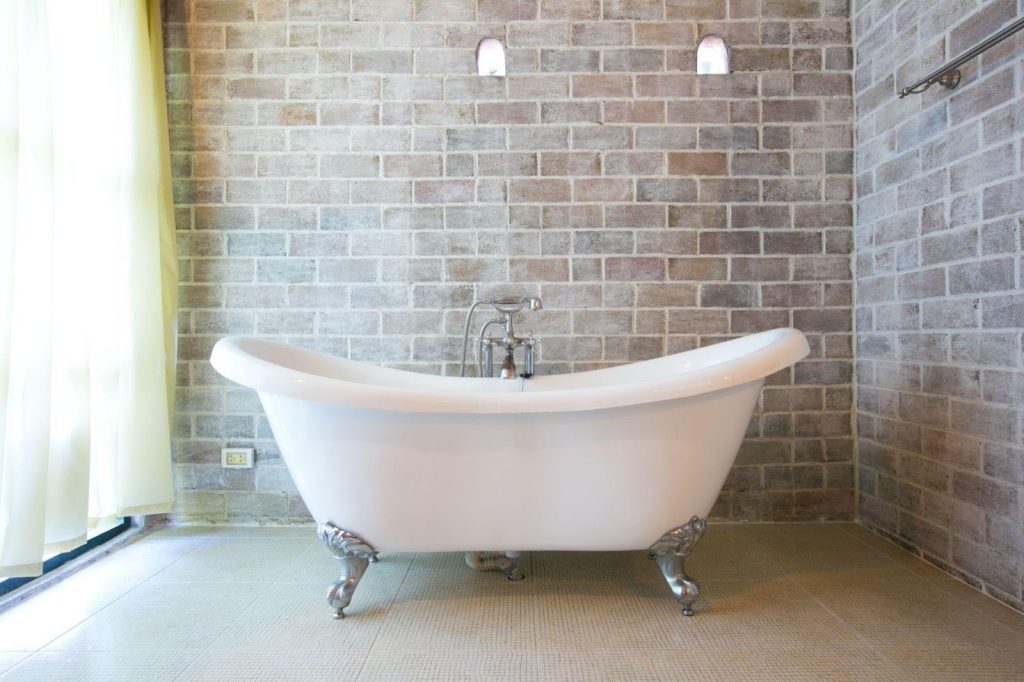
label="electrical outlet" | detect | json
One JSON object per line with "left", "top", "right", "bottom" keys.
{"left": 221, "top": 447, "right": 254, "bottom": 469}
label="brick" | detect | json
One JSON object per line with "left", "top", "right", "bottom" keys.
{"left": 762, "top": 0, "right": 820, "bottom": 18}
{"left": 509, "top": 179, "right": 572, "bottom": 203}
{"left": 571, "top": 74, "right": 632, "bottom": 98}
{"left": 603, "top": 0, "right": 663, "bottom": 20}
{"left": 948, "top": 258, "right": 1015, "bottom": 295}
{"left": 321, "top": 103, "right": 379, "bottom": 125}
{"left": 731, "top": 205, "right": 791, "bottom": 228}
{"left": 194, "top": 1, "right": 255, "bottom": 22}
{"left": 732, "top": 258, "right": 789, "bottom": 281}
{"left": 352, "top": 50, "right": 413, "bottom": 74}
{"left": 637, "top": 126, "right": 697, "bottom": 149}
{"left": 950, "top": 401, "right": 1018, "bottom": 443}
{"left": 604, "top": 101, "right": 665, "bottom": 123}
{"left": 542, "top": 101, "right": 601, "bottom": 123}
{"left": 510, "top": 258, "right": 569, "bottom": 281}
{"left": 668, "top": 257, "right": 728, "bottom": 280}
{"left": 700, "top": 178, "right": 759, "bottom": 202}
{"left": 227, "top": 77, "right": 286, "bottom": 99}
{"left": 699, "top": 126, "right": 758, "bottom": 149}
{"left": 731, "top": 152, "right": 791, "bottom": 176}
{"left": 700, "top": 283, "right": 758, "bottom": 308}
{"left": 446, "top": 128, "right": 505, "bottom": 151}
{"left": 732, "top": 47, "right": 791, "bottom": 71}
{"left": 571, "top": 22, "right": 631, "bottom": 46}
{"left": 478, "top": 0, "right": 537, "bottom": 19}
{"left": 637, "top": 75, "right": 697, "bottom": 98}
{"left": 635, "top": 22, "right": 696, "bottom": 46}
{"left": 573, "top": 231, "right": 634, "bottom": 254}
{"left": 668, "top": 152, "right": 727, "bottom": 175}
{"left": 603, "top": 49, "right": 664, "bottom": 72}
{"left": 477, "top": 102, "right": 538, "bottom": 125}
{"left": 637, "top": 179, "right": 697, "bottom": 203}
{"left": 763, "top": 99, "right": 820, "bottom": 122}
{"left": 573, "top": 178, "right": 633, "bottom": 202}
{"left": 982, "top": 178, "right": 1024, "bottom": 220}
{"left": 952, "top": 472, "right": 1019, "bottom": 517}
{"left": 541, "top": 49, "right": 600, "bottom": 72}
{"left": 699, "top": 231, "right": 759, "bottom": 254}
{"left": 605, "top": 205, "right": 666, "bottom": 228}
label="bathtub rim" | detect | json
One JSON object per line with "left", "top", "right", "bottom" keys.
{"left": 210, "top": 327, "right": 809, "bottom": 414}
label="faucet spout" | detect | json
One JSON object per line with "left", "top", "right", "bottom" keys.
{"left": 499, "top": 351, "right": 516, "bottom": 379}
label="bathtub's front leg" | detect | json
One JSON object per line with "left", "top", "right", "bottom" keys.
{"left": 648, "top": 516, "right": 707, "bottom": 616}
{"left": 317, "top": 522, "right": 377, "bottom": 620}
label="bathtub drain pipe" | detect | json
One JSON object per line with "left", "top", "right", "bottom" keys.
{"left": 465, "top": 551, "right": 524, "bottom": 581}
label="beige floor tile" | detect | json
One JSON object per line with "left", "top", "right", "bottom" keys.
{"left": 149, "top": 537, "right": 312, "bottom": 583}
{"left": 836, "top": 525, "right": 1024, "bottom": 634}
{"left": 742, "top": 522, "right": 913, "bottom": 577}
{"left": 675, "top": 577, "right": 875, "bottom": 652}
{"left": 178, "top": 647, "right": 367, "bottom": 682}
{"left": 358, "top": 649, "right": 536, "bottom": 681}
{"left": 882, "top": 648, "right": 1024, "bottom": 681}
{"left": 0, "top": 650, "right": 199, "bottom": 681}
{"left": 534, "top": 648, "right": 901, "bottom": 681}
{"left": 833, "top": 523, "right": 955, "bottom": 577}
{"left": 42, "top": 581, "right": 268, "bottom": 651}
{"left": 204, "top": 581, "right": 395, "bottom": 651}
{"left": 529, "top": 550, "right": 660, "bottom": 588}
{"left": 687, "top": 525, "right": 786, "bottom": 580}
{"left": 3, "top": 522, "right": 1022, "bottom": 680}
{"left": 372, "top": 580, "right": 537, "bottom": 651}
{"left": 276, "top": 544, "right": 413, "bottom": 587}
{"left": 795, "top": 572, "right": 1023, "bottom": 650}
{"left": 926, "top": 577, "right": 1024, "bottom": 635}
{"left": 0, "top": 536, "right": 205, "bottom": 652}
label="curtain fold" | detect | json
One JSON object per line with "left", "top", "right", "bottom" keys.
{"left": 0, "top": 0, "right": 177, "bottom": 577}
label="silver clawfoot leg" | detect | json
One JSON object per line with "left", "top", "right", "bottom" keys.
{"left": 465, "top": 551, "right": 525, "bottom": 581}
{"left": 648, "top": 516, "right": 707, "bottom": 616}
{"left": 318, "top": 522, "right": 376, "bottom": 620}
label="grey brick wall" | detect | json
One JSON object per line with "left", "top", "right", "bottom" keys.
{"left": 164, "top": 0, "right": 855, "bottom": 524}
{"left": 854, "top": 0, "right": 1023, "bottom": 611}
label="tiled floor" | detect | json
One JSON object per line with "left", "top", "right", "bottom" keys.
{"left": 0, "top": 523, "right": 1021, "bottom": 680}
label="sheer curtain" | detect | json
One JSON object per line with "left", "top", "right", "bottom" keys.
{"left": 0, "top": 0, "right": 177, "bottom": 576}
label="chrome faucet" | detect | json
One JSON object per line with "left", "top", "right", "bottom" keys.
{"left": 459, "top": 296, "right": 541, "bottom": 379}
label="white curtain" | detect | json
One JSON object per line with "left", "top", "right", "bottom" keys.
{"left": 0, "top": 0, "right": 177, "bottom": 577}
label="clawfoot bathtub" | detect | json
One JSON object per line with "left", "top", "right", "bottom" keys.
{"left": 211, "top": 327, "right": 809, "bottom": 618}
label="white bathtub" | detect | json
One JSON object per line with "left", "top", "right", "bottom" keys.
{"left": 211, "top": 327, "right": 808, "bottom": 617}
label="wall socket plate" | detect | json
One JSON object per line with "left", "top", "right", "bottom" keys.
{"left": 221, "top": 447, "right": 254, "bottom": 469}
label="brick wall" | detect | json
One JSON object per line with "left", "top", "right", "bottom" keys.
{"left": 164, "top": 0, "right": 855, "bottom": 524}
{"left": 854, "top": 0, "right": 1023, "bottom": 611}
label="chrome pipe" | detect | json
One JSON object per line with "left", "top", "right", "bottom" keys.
{"left": 459, "top": 300, "right": 488, "bottom": 377}
{"left": 898, "top": 16, "right": 1024, "bottom": 97}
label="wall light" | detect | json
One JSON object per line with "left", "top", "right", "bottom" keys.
{"left": 696, "top": 34, "right": 729, "bottom": 75}
{"left": 476, "top": 37, "right": 506, "bottom": 77}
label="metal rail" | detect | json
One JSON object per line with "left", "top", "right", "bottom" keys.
{"left": 898, "top": 15, "right": 1024, "bottom": 98}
